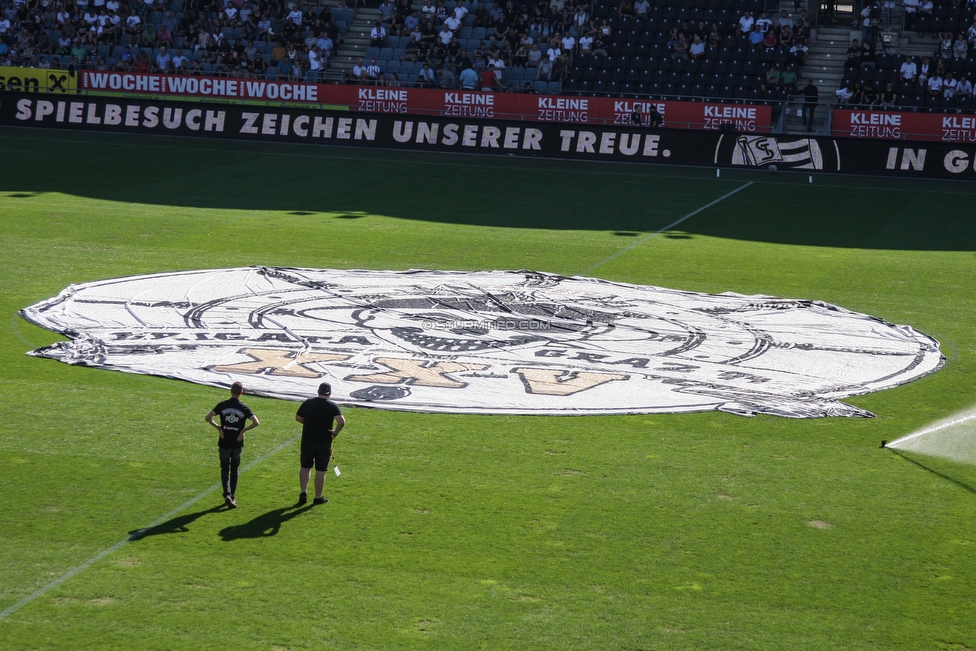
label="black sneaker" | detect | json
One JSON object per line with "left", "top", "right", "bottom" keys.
{"left": 298, "top": 492, "right": 308, "bottom": 505}
{"left": 313, "top": 497, "right": 328, "bottom": 505}
{"left": 227, "top": 495, "right": 238, "bottom": 509}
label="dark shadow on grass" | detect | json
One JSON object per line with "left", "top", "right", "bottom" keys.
{"left": 218, "top": 504, "right": 315, "bottom": 541}
{"left": 129, "top": 504, "right": 227, "bottom": 540}
{"left": 1, "top": 130, "right": 973, "bottom": 250}
{"left": 888, "top": 448, "right": 976, "bottom": 495}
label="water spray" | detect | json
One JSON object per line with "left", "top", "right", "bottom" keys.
{"left": 883, "top": 407, "right": 976, "bottom": 464}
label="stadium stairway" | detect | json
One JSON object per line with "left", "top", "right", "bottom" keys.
{"left": 326, "top": 6, "right": 383, "bottom": 82}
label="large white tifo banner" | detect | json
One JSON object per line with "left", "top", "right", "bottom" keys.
{"left": 21, "top": 267, "right": 943, "bottom": 418}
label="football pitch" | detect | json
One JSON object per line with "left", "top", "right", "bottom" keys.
{"left": 2, "top": 126, "right": 976, "bottom": 650}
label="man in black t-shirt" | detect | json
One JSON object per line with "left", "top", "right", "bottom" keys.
{"left": 295, "top": 382, "right": 345, "bottom": 505}
{"left": 205, "top": 381, "right": 260, "bottom": 509}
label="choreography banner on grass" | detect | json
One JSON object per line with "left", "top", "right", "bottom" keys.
{"left": 21, "top": 267, "right": 943, "bottom": 418}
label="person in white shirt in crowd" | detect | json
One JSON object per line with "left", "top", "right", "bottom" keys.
{"left": 942, "top": 71, "right": 958, "bottom": 98}
{"left": 927, "top": 72, "right": 943, "bottom": 95}
{"left": 901, "top": 0, "right": 918, "bottom": 29}
{"left": 287, "top": 6, "right": 303, "bottom": 26}
{"left": 365, "top": 57, "right": 380, "bottom": 82}
{"left": 438, "top": 23, "right": 452, "bottom": 44}
{"left": 370, "top": 20, "right": 387, "bottom": 46}
{"left": 578, "top": 30, "right": 593, "bottom": 55}
{"left": 155, "top": 45, "right": 171, "bottom": 71}
{"left": 560, "top": 31, "right": 575, "bottom": 52}
{"left": 955, "top": 74, "right": 973, "bottom": 98}
{"left": 739, "top": 10, "right": 754, "bottom": 34}
{"left": 899, "top": 55, "right": 917, "bottom": 80}
{"left": 171, "top": 48, "right": 188, "bottom": 70}
{"left": 351, "top": 58, "right": 366, "bottom": 80}
{"left": 308, "top": 44, "right": 324, "bottom": 73}
{"left": 547, "top": 40, "right": 561, "bottom": 61}
{"left": 756, "top": 11, "right": 772, "bottom": 32}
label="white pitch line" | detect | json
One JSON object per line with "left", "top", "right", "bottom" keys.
{"left": 887, "top": 412, "right": 976, "bottom": 449}
{"left": 581, "top": 181, "right": 754, "bottom": 275}
{"left": 0, "top": 433, "right": 301, "bottom": 623}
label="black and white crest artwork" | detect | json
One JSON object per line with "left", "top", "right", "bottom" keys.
{"left": 21, "top": 267, "right": 943, "bottom": 417}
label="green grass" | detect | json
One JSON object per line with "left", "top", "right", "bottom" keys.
{"left": 2, "top": 127, "right": 976, "bottom": 650}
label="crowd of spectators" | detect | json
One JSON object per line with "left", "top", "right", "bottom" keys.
{"left": 0, "top": 0, "right": 348, "bottom": 79}
{"left": 834, "top": 1, "right": 976, "bottom": 109}
{"left": 343, "top": 0, "right": 604, "bottom": 92}
{"left": 342, "top": 1, "right": 817, "bottom": 96}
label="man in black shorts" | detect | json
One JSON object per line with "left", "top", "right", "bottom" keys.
{"left": 295, "top": 382, "right": 345, "bottom": 505}
{"left": 205, "top": 381, "right": 260, "bottom": 509}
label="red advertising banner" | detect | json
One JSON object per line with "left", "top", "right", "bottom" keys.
{"left": 832, "top": 108, "right": 976, "bottom": 143}
{"left": 80, "top": 70, "right": 772, "bottom": 132}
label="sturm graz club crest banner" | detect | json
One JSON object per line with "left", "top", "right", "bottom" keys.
{"left": 21, "top": 267, "right": 943, "bottom": 418}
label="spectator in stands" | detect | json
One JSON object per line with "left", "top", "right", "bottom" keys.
{"left": 437, "top": 61, "right": 457, "bottom": 88}
{"left": 918, "top": 56, "right": 932, "bottom": 82}
{"left": 536, "top": 54, "right": 552, "bottom": 79}
{"left": 419, "top": 61, "right": 436, "bottom": 87}
{"left": 938, "top": 30, "right": 953, "bottom": 59}
{"left": 779, "top": 25, "right": 794, "bottom": 51}
{"left": 155, "top": 44, "right": 171, "bottom": 71}
{"left": 967, "top": 19, "right": 976, "bottom": 47}
{"left": 944, "top": 71, "right": 958, "bottom": 98}
{"left": 748, "top": 24, "right": 763, "bottom": 48}
{"left": 800, "top": 79, "right": 820, "bottom": 131}
{"left": 860, "top": 40, "right": 876, "bottom": 70}
{"left": 546, "top": 38, "right": 560, "bottom": 61}
{"left": 763, "top": 63, "right": 780, "bottom": 91}
{"left": 578, "top": 28, "right": 593, "bottom": 55}
{"left": 846, "top": 39, "right": 861, "bottom": 69}
{"left": 900, "top": 55, "right": 918, "bottom": 81}
{"left": 437, "top": 22, "right": 452, "bottom": 45}
{"left": 953, "top": 33, "right": 968, "bottom": 60}
{"left": 738, "top": 10, "right": 754, "bottom": 34}
{"left": 762, "top": 25, "right": 778, "bottom": 48}
{"left": 927, "top": 71, "right": 943, "bottom": 95}
{"left": 689, "top": 34, "right": 705, "bottom": 60}
{"left": 879, "top": 80, "right": 898, "bottom": 107}
{"left": 777, "top": 10, "right": 793, "bottom": 31}
{"left": 560, "top": 31, "right": 575, "bottom": 53}
{"left": 551, "top": 54, "right": 566, "bottom": 80}
{"left": 756, "top": 11, "right": 772, "bottom": 32}
{"left": 125, "top": 7, "right": 141, "bottom": 40}
{"left": 421, "top": 0, "right": 435, "bottom": 20}
{"left": 617, "top": 0, "right": 634, "bottom": 18}
{"left": 835, "top": 83, "right": 854, "bottom": 104}
{"left": 903, "top": 0, "right": 918, "bottom": 30}
{"left": 671, "top": 33, "right": 688, "bottom": 60}
{"left": 781, "top": 64, "right": 798, "bottom": 94}
{"left": 708, "top": 22, "right": 722, "bottom": 48}
{"left": 364, "top": 57, "right": 380, "bottom": 83}
{"left": 851, "top": 81, "right": 870, "bottom": 105}
{"left": 443, "top": 10, "right": 460, "bottom": 33}
{"left": 370, "top": 21, "right": 387, "bottom": 47}
{"left": 956, "top": 74, "right": 973, "bottom": 99}
{"left": 633, "top": 0, "right": 649, "bottom": 18}
{"left": 351, "top": 57, "right": 365, "bottom": 80}
{"left": 460, "top": 63, "right": 478, "bottom": 89}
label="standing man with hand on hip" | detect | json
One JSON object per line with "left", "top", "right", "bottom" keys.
{"left": 205, "top": 381, "right": 260, "bottom": 509}
{"left": 296, "top": 382, "right": 345, "bottom": 505}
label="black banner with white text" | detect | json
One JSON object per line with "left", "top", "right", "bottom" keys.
{"left": 1, "top": 93, "right": 975, "bottom": 179}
